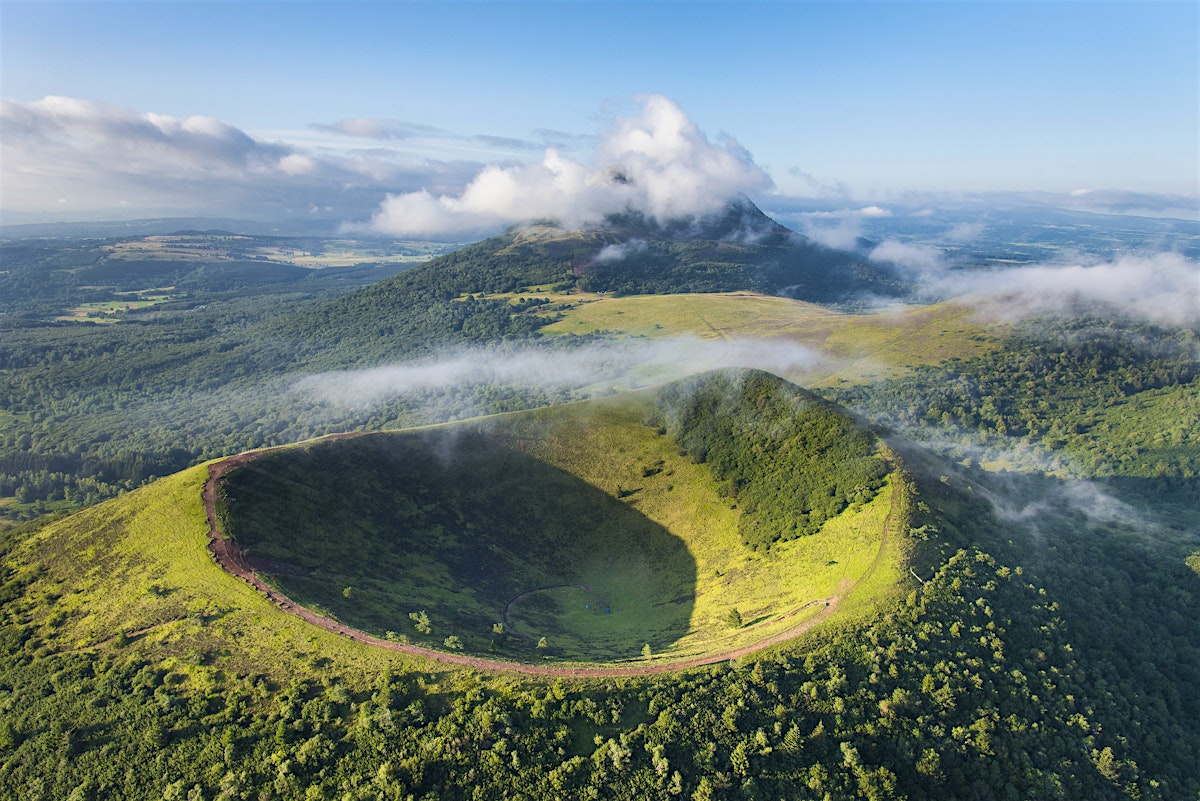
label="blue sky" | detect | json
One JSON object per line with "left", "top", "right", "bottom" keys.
{"left": 2, "top": 1, "right": 1197, "bottom": 225}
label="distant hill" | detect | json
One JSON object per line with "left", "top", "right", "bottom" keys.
{"left": 274, "top": 197, "right": 908, "bottom": 365}
{"left": 0, "top": 216, "right": 346, "bottom": 239}
{"left": 575, "top": 196, "right": 905, "bottom": 299}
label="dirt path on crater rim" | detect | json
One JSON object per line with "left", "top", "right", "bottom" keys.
{"left": 203, "top": 435, "right": 896, "bottom": 678}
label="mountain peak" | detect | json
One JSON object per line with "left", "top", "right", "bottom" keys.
{"left": 595, "top": 194, "right": 794, "bottom": 243}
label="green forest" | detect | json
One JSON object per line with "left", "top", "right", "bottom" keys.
{"left": 3, "top": 477, "right": 1195, "bottom": 799}
{"left": 652, "top": 370, "right": 889, "bottom": 548}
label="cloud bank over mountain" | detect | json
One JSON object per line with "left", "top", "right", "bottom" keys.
{"left": 2, "top": 94, "right": 769, "bottom": 229}
{"left": 363, "top": 95, "right": 774, "bottom": 237}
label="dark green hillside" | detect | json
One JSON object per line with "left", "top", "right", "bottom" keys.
{"left": 2, "top": 207, "right": 1197, "bottom": 799}
{"left": 0, "top": 201, "right": 898, "bottom": 518}
{"left": 893, "top": 448, "right": 1200, "bottom": 799}
{"left": 652, "top": 369, "right": 889, "bottom": 548}
{"left": 576, "top": 198, "right": 902, "bottom": 299}
{"left": 268, "top": 230, "right": 576, "bottom": 365}
{"left": 272, "top": 198, "right": 905, "bottom": 365}
{"left": 822, "top": 315, "right": 1200, "bottom": 795}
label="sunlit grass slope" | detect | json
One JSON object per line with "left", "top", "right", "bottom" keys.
{"left": 218, "top": 370, "right": 906, "bottom": 665}
{"left": 530, "top": 290, "right": 998, "bottom": 384}
{"left": 8, "top": 464, "right": 437, "bottom": 686}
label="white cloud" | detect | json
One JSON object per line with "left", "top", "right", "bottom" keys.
{"left": 594, "top": 239, "right": 648, "bottom": 264}
{"left": 869, "top": 240, "right": 947, "bottom": 274}
{"left": 365, "top": 95, "right": 774, "bottom": 236}
{"left": 4, "top": 96, "right": 285, "bottom": 173}
{"left": 292, "top": 336, "right": 821, "bottom": 410}
{"left": 855, "top": 221, "right": 1199, "bottom": 326}
{"left": 779, "top": 206, "right": 893, "bottom": 250}
{"left": 0, "top": 96, "right": 483, "bottom": 221}
{"left": 945, "top": 221, "right": 986, "bottom": 242}
{"left": 799, "top": 219, "right": 861, "bottom": 250}
{"left": 946, "top": 252, "right": 1200, "bottom": 326}
{"left": 278, "top": 154, "right": 318, "bottom": 175}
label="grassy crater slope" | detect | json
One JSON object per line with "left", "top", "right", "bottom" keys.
{"left": 218, "top": 369, "right": 902, "bottom": 664}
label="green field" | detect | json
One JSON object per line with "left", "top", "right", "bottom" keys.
{"left": 0, "top": 409, "right": 32, "bottom": 428}
{"left": 4, "top": 203, "right": 1199, "bottom": 799}
{"left": 55, "top": 294, "right": 175, "bottom": 322}
{"left": 531, "top": 290, "right": 998, "bottom": 384}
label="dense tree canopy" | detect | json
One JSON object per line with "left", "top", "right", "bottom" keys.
{"left": 652, "top": 370, "right": 889, "bottom": 548}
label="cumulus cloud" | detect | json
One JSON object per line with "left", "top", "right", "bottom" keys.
{"left": 278, "top": 154, "right": 318, "bottom": 175}
{"left": 292, "top": 336, "right": 821, "bottom": 410}
{"left": 364, "top": 95, "right": 774, "bottom": 237}
{"left": 2, "top": 95, "right": 287, "bottom": 174}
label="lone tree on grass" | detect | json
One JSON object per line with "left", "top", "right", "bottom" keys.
{"left": 409, "top": 610, "right": 432, "bottom": 635}
{"left": 727, "top": 607, "right": 743, "bottom": 629}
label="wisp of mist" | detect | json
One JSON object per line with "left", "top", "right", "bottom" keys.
{"left": 291, "top": 336, "right": 822, "bottom": 410}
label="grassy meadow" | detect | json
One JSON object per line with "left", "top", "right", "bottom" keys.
{"left": 8, "top": 462, "right": 438, "bottom": 692}
{"left": 515, "top": 289, "right": 998, "bottom": 384}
